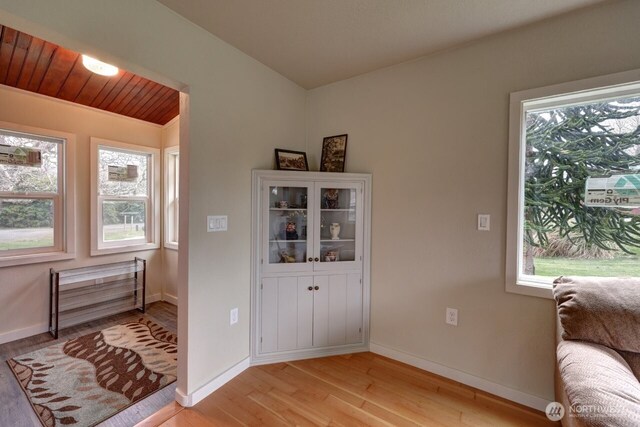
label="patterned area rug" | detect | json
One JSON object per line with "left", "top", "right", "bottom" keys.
{"left": 7, "top": 319, "right": 177, "bottom": 427}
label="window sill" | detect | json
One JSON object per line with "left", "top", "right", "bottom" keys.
{"left": 91, "top": 242, "right": 159, "bottom": 256}
{"left": 0, "top": 250, "right": 76, "bottom": 268}
{"left": 164, "top": 242, "right": 179, "bottom": 251}
{"left": 506, "top": 280, "right": 554, "bottom": 299}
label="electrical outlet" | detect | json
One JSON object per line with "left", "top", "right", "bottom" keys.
{"left": 446, "top": 307, "right": 458, "bottom": 326}
{"left": 208, "top": 215, "right": 228, "bottom": 232}
{"left": 230, "top": 308, "right": 239, "bottom": 325}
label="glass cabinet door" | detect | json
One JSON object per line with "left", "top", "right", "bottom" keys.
{"left": 315, "top": 183, "right": 363, "bottom": 270}
{"left": 262, "top": 182, "right": 314, "bottom": 273}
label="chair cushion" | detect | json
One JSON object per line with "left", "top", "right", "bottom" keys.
{"left": 557, "top": 340, "right": 640, "bottom": 426}
{"left": 553, "top": 276, "right": 640, "bottom": 353}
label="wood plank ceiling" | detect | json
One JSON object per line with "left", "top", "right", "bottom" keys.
{"left": 0, "top": 24, "right": 179, "bottom": 126}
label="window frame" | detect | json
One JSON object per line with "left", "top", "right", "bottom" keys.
{"left": 0, "top": 121, "right": 75, "bottom": 267}
{"left": 164, "top": 146, "right": 179, "bottom": 250}
{"left": 90, "top": 137, "right": 160, "bottom": 256}
{"left": 506, "top": 69, "right": 640, "bottom": 298}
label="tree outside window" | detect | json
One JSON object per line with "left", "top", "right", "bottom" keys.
{"left": 522, "top": 95, "right": 640, "bottom": 279}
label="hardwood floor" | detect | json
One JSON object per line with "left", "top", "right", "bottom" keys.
{"left": 141, "top": 352, "right": 557, "bottom": 427}
{"left": 0, "top": 301, "right": 177, "bottom": 427}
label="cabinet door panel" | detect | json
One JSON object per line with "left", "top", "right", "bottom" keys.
{"left": 277, "top": 276, "right": 300, "bottom": 351}
{"left": 345, "top": 273, "right": 363, "bottom": 344}
{"left": 327, "top": 274, "right": 348, "bottom": 346}
{"left": 297, "top": 276, "right": 314, "bottom": 348}
{"left": 312, "top": 275, "right": 329, "bottom": 347}
{"left": 260, "top": 277, "right": 278, "bottom": 353}
{"left": 314, "top": 183, "right": 363, "bottom": 271}
{"left": 262, "top": 181, "right": 314, "bottom": 274}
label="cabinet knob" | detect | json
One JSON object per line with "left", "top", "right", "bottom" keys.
{"left": 314, "top": 257, "right": 319, "bottom": 262}
{"left": 314, "top": 286, "right": 319, "bottom": 291}
{"left": 308, "top": 286, "right": 313, "bottom": 291}
{"left": 308, "top": 257, "right": 313, "bottom": 262}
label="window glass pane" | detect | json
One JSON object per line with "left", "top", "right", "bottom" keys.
{"left": 174, "top": 154, "right": 179, "bottom": 243}
{"left": 522, "top": 95, "right": 640, "bottom": 279}
{"left": 98, "top": 148, "right": 149, "bottom": 197}
{"left": 174, "top": 154, "right": 179, "bottom": 197}
{"left": 0, "top": 198, "right": 54, "bottom": 250}
{"left": 0, "top": 130, "right": 60, "bottom": 193}
{"left": 173, "top": 199, "right": 179, "bottom": 243}
{"left": 102, "top": 200, "right": 146, "bottom": 241}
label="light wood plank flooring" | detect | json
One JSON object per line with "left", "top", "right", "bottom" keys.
{"left": 141, "top": 352, "right": 557, "bottom": 427}
{"left": 0, "top": 301, "right": 177, "bottom": 427}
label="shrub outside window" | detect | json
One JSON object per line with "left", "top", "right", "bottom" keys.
{"left": 91, "top": 138, "right": 159, "bottom": 255}
{"left": 0, "top": 123, "right": 75, "bottom": 267}
{"left": 507, "top": 71, "right": 640, "bottom": 298}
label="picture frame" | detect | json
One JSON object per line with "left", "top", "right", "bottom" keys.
{"left": 274, "top": 149, "right": 309, "bottom": 171}
{"left": 320, "top": 134, "right": 348, "bottom": 172}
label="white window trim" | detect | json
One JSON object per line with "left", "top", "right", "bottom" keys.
{"left": 0, "top": 121, "right": 76, "bottom": 267}
{"left": 164, "top": 146, "right": 179, "bottom": 250}
{"left": 90, "top": 137, "right": 160, "bottom": 256}
{"left": 506, "top": 68, "right": 640, "bottom": 299}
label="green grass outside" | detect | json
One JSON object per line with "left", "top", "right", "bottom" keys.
{"left": 104, "top": 229, "right": 145, "bottom": 241}
{"left": 534, "top": 247, "right": 640, "bottom": 277}
{"left": 0, "top": 228, "right": 144, "bottom": 250}
{"left": 0, "top": 238, "right": 53, "bottom": 251}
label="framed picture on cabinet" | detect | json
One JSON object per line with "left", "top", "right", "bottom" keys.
{"left": 320, "top": 134, "right": 348, "bottom": 172}
{"left": 274, "top": 149, "right": 309, "bottom": 171}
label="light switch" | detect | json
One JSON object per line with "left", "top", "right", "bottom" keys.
{"left": 477, "top": 214, "right": 490, "bottom": 231}
{"left": 207, "top": 215, "right": 228, "bottom": 232}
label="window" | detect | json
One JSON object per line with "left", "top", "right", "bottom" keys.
{"left": 91, "top": 138, "right": 159, "bottom": 255}
{"left": 0, "top": 122, "right": 75, "bottom": 267}
{"left": 164, "top": 146, "right": 179, "bottom": 249}
{"left": 507, "top": 71, "right": 640, "bottom": 298}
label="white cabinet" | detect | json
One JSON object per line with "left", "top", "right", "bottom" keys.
{"left": 260, "top": 273, "right": 363, "bottom": 353}
{"left": 252, "top": 170, "right": 371, "bottom": 364}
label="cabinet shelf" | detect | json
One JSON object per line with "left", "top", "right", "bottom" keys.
{"left": 270, "top": 239, "right": 307, "bottom": 243}
{"left": 321, "top": 208, "right": 353, "bottom": 212}
{"left": 320, "top": 239, "right": 355, "bottom": 242}
{"left": 270, "top": 208, "right": 307, "bottom": 211}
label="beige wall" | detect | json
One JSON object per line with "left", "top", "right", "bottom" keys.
{"left": 4, "top": 0, "right": 637, "bottom": 408}
{"left": 0, "top": 0, "right": 307, "bottom": 397}
{"left": 306, "top": 0, "right": 640, "bottom": 402}
{"left": 162, "top": 117, "right": 179, "bottom": 304}
{"left": 0, "top": 85, "right": 163, "bottom": 341}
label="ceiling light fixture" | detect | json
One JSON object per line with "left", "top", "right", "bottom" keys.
{"left": 81, "top": 54, "right": 119, "bottom": 76}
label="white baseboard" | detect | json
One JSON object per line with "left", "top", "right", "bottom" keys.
{"left": 251, "top": 344, "right": 369, "bottom": 366}
{"left": 146, "top": 293, "right": 162, "bottom": 304}
{"left": 370, "top": 342, "right": 550, "bottom": 412}
{"left": 175, "top": 357, "right": 250, "bottom": 407}
{"left": 163, "top": 293, "right": 178, "bottom": 306}
{"left": 0, "top": 322, "right": 48, "bottom": 345}
{"left": 1, "top": 293, "right": 163, "bottom": 345}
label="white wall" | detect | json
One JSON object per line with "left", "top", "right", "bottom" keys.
{"left": 162, "top": 117, "right": 179, "bottom": 305}
{"left": 306, "top": 0, "right": 640, "bottom": 403}
{"left": 0, "top": 0, "right": 307, "bottom": 399}
{"left": 0, "top": 85, "right": 164, "bottom": 342}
